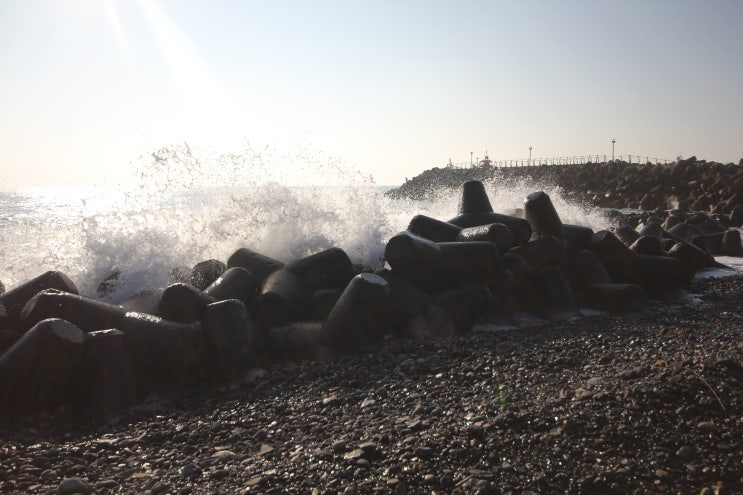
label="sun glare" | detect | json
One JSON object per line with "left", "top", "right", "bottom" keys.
{"left": 101, "top": 0, "right": 130, "bottom": 58}
{"left": 137, "top": 0, "right": 233, "bottom": 141}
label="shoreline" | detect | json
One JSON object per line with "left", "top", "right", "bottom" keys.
{"left": 2, "top": 276, "right": 741, "bottom": 494}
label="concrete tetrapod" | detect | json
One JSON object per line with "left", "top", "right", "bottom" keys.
{"left": 285, "top": 247, "right": 356, "bottom": 292}
{"left": 320, "top": 273, "right": 391, "bottom": 352}
{"left": 573, "top": 250, "right": 648, "bottom": 313}
{"left": 201, "top": 299, "right": 255, "bottom": 382}
{"left": 190, "top": 259, "right": 227, "bottom": 291}
{"left": 21, "top": 289, "right": 126, "bottom": 333}
{"left": 0, "top": 271, "right": 78, "bottom": 333}
{"left": 407, "top": 214, "right": 514, "bottom": 253}
{"left": 227, "top": 247, "right": 285, "bottom": 286}
{"left": 159, "top": 283, "right": 216, "bottom": 324}
{"left": 524, "top": 191, "right": 565, "bottom": 241}
{"left": 79, "top": 329, "right": 150, "bottom": 414}
{"left": 384, "top": 231, "right": 501, "bottom": 293}
{"left": 203, "top": 266, "right": 257, "bottom": 309}
{"left": 266, "top": 322, "right": 324, "bottom": 363}
{"left": 0, "top": 318, "right": 84, "bottom": 417}
{"left": 447, "top": 180, "right": 532, "bottom": 246}
{"left": 407, "top": 214, "right": 462, "bottom": 242}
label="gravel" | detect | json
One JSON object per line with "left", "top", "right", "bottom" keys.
{"left": 1, "top": 276, "right": 742, "bottom": 494}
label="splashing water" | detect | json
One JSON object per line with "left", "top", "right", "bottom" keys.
{"left": 0, "top": 144, "right": 611, "bottom": 302}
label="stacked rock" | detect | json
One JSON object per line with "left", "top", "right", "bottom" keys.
{"left": 388, "top": 157, "right": 743, "bottom": 222}
{"left": 0, "top": 180, "right": 737, "bottom": 418}
{"left": 389, "top": 180, "right": 737, "bottom": 328}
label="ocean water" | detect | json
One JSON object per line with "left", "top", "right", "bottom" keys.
{"left": 0, "top": 146, "right": 682, "bottom": 303}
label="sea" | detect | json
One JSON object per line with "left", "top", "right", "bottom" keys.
{"left": 1, "top": 150, "right": 740, "bottom": 305}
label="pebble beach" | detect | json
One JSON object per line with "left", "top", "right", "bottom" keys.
{"left": 1, "top": 275, "right": 741, "bottom": 495}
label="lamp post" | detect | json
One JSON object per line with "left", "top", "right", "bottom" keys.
{"left": 611, "top": 139, "right": 616, "bottom": 161}
{"left": 470, "top": 151, "right": 473, "bottom": 167}
{"left": 529, "top": 146, "right": 532, "bottom": 165}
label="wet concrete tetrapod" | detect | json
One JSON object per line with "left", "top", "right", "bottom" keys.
{"left": 21, "top": 289, "right": 126, "bottom": 333}
{"left": 573, "top": 250, "right": 647, "bottom": 313}
{"left": 80, "top": 329, "right": 150, "bottom": 414}
{"left": 190, "top": 259, "right": 227, "bottom": 291}
{"left": 227, "top": 247, "right": 285, "bottom": 286}
{"left": 447, "top": 180, "right": 532, "bottom": 246}
{"left": 385, "top": 231, "right": 501, "bottom": 293}
{"left": 267, "top": 322, "right": 325, "bottom": 363}
{"left": 0, "top": 271, "right": 78, "bottom": 333}
{"left": 160, "top": 283, "right": 216, "bottom": 323}
{"left": 204, "top": 266, "right": 257, "bottom": 309}
{"left": 0, "top": 318, "right": 84, "bottom": 417}
{"left": 407, "top": 214, "right": 462, "bottom": 242}
{"left": 201, "top": 299, "right": 254, "bottom": 381}
{"left": 321, "top": 273, "right": 391, "bottom": 352}
{"left": 524, "top": 191, "right": 565, "bottom": 241}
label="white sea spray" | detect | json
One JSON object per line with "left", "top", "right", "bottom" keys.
{"left": 0, "top": 144, "right": 614, "bottom": 301}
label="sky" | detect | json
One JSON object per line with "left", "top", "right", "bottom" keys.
{"left": 1, "top": 0, "right": 742, "bottom": 188}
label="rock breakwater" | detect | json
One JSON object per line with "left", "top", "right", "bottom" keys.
{"left": 1, "top": 178, "right": 741, "bottom": 420}
{"left": 388, "top": 157, "right": 743, "bottom": 222}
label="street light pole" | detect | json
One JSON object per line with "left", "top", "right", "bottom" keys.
{"left": 612, "top": 139, "right": 616, "bottom": 161}
{"left": 529, "top": 146, "right": 532, "bottom": 165}
{"left": 470, "top": 151, "right": 473, "bottom": 167}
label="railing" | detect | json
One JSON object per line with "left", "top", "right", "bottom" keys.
{"left": 445, "top": 155, "right": 673, "bottom": 169}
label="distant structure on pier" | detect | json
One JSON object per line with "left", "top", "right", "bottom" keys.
{"left": 478, "top": 153, "right": 492, "bottom": 169}
{"left": 444, "top": 151, "right": 673, "bottom": 169}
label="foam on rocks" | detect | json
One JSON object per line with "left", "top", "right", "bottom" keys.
{"left": 0, "top": 180, "right": 740, "bottom": 418}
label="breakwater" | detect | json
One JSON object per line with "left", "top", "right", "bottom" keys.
{"left": 387, "top": 156, "right": 743, "bottom": 221}
{"left": 3, "top": 175, "right": 742, "bottom": 418}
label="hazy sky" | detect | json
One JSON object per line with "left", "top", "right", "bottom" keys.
{"left": 1, "top": 0, "right": 742, "bottom": 188}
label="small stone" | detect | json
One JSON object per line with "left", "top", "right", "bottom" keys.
{"left": 359, "top": 442, "right": 381, "bottom": 457}
{"left": 332, "top": 440, "right": 348, "bottom": 453}
{"left": 619, "top": 367, "right": 645, "bottom": 380}
{"left": 654, "top": 469, "right": 671, "bottom": 480}
{"left": 210, "top": 450, "right": 236, "bottom": 462}
{"left": 676, "top": 446, "right": 694, "bottom": 459}
{"left": 247, "top": 476, "right": 264, "bottom": 486}
{"left": 150, "top": 483, "right": 172, "bottom": 495}
{"left": 179, "top": 463, "right": 202, "bottom": 478}
{"left": 549, "top": 427, "right": 563, "bottom": 436}
{"left": 344, "top": 449, "right": 365, "bottom": 461}
{"left": 414, "top": 446, "right": 433, "bottom": 459}
{"left": 697, "top": 421, "right": 718, "bottom": 432}
{"left": 40, "top": 469, "right": 58, "bottom": 483}
{"left": 322, "top": 395, "right": 340, "bottom": 407}
{"left": 406, "top": 420, "right": 424, "bottom": 432}
{"left": 57, "top": 478, "right": 92, "bottom": 495}
{"left": 210, "top": 469, "right": 230, "bottom": 480}
{"left": 574, "top": 389, "right": 593, "bottom": 400}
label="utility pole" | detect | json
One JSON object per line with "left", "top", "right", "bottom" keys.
{"left": 612, "top": 138, "right": 616, "bottom": 161}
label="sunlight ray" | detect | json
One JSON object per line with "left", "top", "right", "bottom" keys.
{"left": 101, "top": 0, "right": 130, "bottom": 58}
{"left": 136, "top": 0, "right": 231, "bottom": 127}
